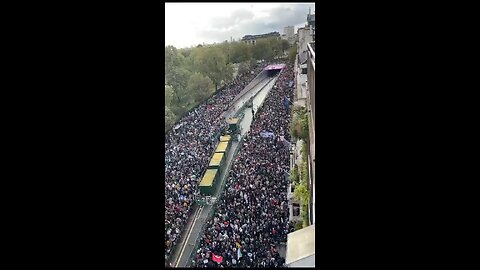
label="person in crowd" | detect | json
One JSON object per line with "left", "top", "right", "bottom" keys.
{"left": 192, "top": 62, "right": 296, "bottom": 268}
{"left": 164, "top": 64, "right": 268, "bottom": 262}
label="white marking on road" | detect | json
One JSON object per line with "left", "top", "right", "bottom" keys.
{"left": 175, "top": 205, "right": 204, "bottom": 267}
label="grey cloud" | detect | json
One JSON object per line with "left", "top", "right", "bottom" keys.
{"left": 231, "top": 9, "right": 254, "bottom": 21}
{"left": 210, "top": 17, "right": 236, "bottom": 30}
{"left": 210, "top": 9, "right": 254, "bottom": 30}
{"left": 198, "top": 3, "right": 314, "bottom": 44}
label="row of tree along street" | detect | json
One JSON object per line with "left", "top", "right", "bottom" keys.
{"left": 165, "top": 37, "right": 296, "bottom": 132}
{"left": 164, "top": 63, "right": 268, "bottom": 265}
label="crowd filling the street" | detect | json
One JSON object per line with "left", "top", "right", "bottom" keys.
{"left": 164, "top": 63, "right": 271, "bottom": 264}
{"left": 164, "top": 4, "right": 316, "bottom": 267}
{"left": 192, "top": 62, "right": 296, "bottom": 268}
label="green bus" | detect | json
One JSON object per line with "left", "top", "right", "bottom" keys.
{"left": 227, "top": 117, "right": 240, "bottom": 133}
{"left": 220, "top": 135, "right": 232, "bottom": 148}
{"left": 199, "top": 169, "right": 219, "bottom": 195}
{"left": 215, "top": 141, "right": 230, "bottom": 154}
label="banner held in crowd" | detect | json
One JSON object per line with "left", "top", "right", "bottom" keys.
{"left": 212, "top": 253, "right": 223, "bottom": 263}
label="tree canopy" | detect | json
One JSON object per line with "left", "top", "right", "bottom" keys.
{"left": 164, "top": 38, "right": 295, "bottom": 132}
{"left": 187, "top": 72, "right": 215, "bottom": 104}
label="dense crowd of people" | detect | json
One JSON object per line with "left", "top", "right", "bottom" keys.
{"left": 192, "top": 63, "right": 296, "bottom": 268}
{"left": 164, "top": 63, "right": 267, "bottom": 263}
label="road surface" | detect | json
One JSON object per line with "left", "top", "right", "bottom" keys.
{"left": 174, "top": 139, "right": 239, "bottom": 267}
{"left": 169, "top": 73, "right": 280, "bottom": 267}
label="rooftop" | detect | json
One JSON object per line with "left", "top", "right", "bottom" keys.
{"left": 241, "top": 32, "right": 280, "bottom": 41}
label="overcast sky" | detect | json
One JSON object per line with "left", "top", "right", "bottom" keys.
{"left": 165, "top": 2, "right": 315, "bottom": 49}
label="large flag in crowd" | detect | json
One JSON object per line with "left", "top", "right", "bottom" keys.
{"left": 212, "top": 253, "right": 223, "bottom": 263}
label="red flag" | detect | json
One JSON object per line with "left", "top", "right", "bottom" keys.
{"left": 212, "top": 253, "right": 223, "bottom": 263}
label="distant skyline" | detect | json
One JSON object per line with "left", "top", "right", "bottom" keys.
{"left": 165, "top": 2, "right": 315, "bottom": 49}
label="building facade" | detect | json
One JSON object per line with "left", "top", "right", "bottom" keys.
{"left": 297, "top": 26, "right": 314, "bottom": 62}
{"left": 307, "top": 9, "right": 315, "bottom": 28}
{"left": 306, "top": 42, "right": 315, "bottom": 225}
{"left": 286, "top": 9, "right": 316, "bottom": 268}
{"left": 283, "top": 26, "right": 296, "bottom": 45}
{"left": 308, "top": 9, "right": 315, "bottom": 42}
{"left": 286, "top": 43, "right": 315, "bottom": 270}
{"left": 241, "top": 31, "right": 281, "bottom": 45}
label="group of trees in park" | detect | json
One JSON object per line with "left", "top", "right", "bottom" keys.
{"left": 165, "top": 37, "right": 292, "bottom": 132}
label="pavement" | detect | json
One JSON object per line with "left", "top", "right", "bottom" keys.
{"left": 224, "top": 76, "right": 273, "bottom": 119}
{"left": 239, "top": 77, "right": 278, "bottom": 136}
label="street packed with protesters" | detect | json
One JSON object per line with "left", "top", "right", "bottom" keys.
{"left": 164, "top": 63, "right": 272, "bottom": 263}
{"left": 192, "top": 62, "right": 296, "bottom": 268}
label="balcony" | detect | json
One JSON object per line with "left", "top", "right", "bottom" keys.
{"left": 306, "top": 42, "right": 315, "bottom": 225}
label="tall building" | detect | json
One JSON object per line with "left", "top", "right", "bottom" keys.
{"left": 297, "top": 26, "right": 313, "bottom": 65}
{"left": 297, "top": 9, "right": 315, "bottom": 66}
{"left": 307, "top": 8, "right": 315, "bottom": 28}
{"left": 307, "top": 9, "right": 315, "bottom": 41}
{"left": 284, "top": 26, "right": 295, "bottom": 45}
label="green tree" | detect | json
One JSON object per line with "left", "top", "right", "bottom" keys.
{"left": 249, "top": 58, "right": 257, "bottom": 69}
{"left": 176, "top": 53, "right": 186, "bottom": 68}
{"left": 165, "top": 45, "right": 179, "bottom": 73}
{"left": 222, "top": 63, "right": 234, "bottom": 85}
{"left": 302, "top": 203, "right": 309, "bottom": 227}
{"left": 300, "top": 113, "right": 309, "bottom": 141}
{"left": 280, "top": 39, "right": 290, "bottom": 54}
{"left": 230, "top": 42, "right": 252, "bottom": 63}
{"left": 178, "top": 48, "right": 192, "bottom": 59}
{"left": 252, "top": 38, "right": 274, "bottom": 61}
{"left": 165, "top": 85, "right": 174, "bottom": 107}
{"left": 267, "top": 37, "right": 281, "bottom": 58}
{"left": 294, "top": 182, "right": 309, "bottom": 205}
{"left": 291, "top": 165, "right": 299, "bottom": 184}
{"left": 218, "top": 41, "right": 232, "bottom": 63}
{"left": 166, "top": 35, "right": 297, "bottom": 133}
{"left": 193, "top": 46, "right": 231, "bottom": 90}
{"left": 294, "top": 220, "right": 304, "bottom": 231}
{"left": 165, "top": 106, "right": 176, "bottom": 131}
{"left": 238, "top": 61, "right": 250, "bottom": 76}
{"left": 187, "top": 72, "right": 215, "bottom": 103}
{"left": 183, "top": 52, "right": 196, "bottom": 73}
{"left": 166, "top": 66, "right": 191, "bottom": 104}
{"left": 290, "top": 108, "right": 309, "bottom": 141}
{"left": 288, "top": 45, "right": 297, "bottom": 65}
